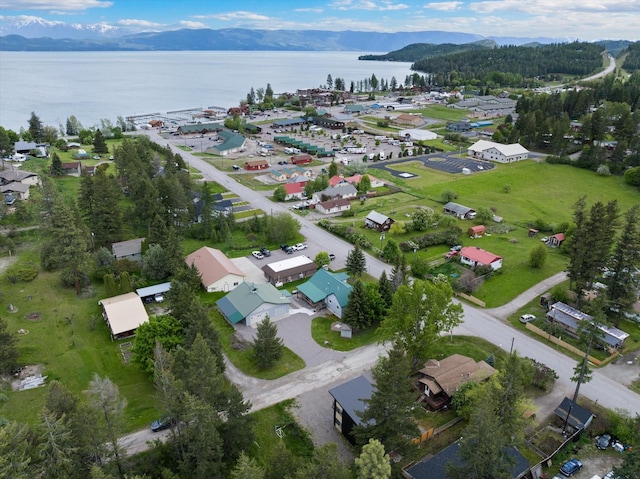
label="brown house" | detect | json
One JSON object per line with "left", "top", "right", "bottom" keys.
{"left": 244, "top": 159, "right": 269, "bottom": 170}
{"left": 417, "top": 354, "right": 496, "bottom": 410}
{"left": 467, "top": 225, "right": 485, "bottom": 237}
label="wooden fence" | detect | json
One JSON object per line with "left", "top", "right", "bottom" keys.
{"left": 525, "top": 322, "right": 600, "bottom": 365}
{"left": 454, "top": 291, "right": 486, "bottom": 307}
{"left": 411, "top": 416, "right": 464, "bottom": 445}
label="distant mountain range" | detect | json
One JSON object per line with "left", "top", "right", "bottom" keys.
{"left": 0, "top": 26, "right": 567, "bottom": 52}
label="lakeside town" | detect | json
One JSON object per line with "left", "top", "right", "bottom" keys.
{"left": 1, "top": 55, "right": 640, "bottom": 479}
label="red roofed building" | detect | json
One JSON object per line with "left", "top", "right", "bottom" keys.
{"left": 329, "top": 175, "right": 347, "bottom": 187}
{"left": 547, "top": 233, "right": 565, "bottom": 248}
{"left": 283, "top": 183, "right": 305, "bottom": 200}
{"left": 460, "top": 246, "right": 502, "bottom": 270}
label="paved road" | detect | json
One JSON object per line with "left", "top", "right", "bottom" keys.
{"left": 125, "top": 129, "right": 639, "bottom": 457}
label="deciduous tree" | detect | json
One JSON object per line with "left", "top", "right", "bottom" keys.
{"left": 380, "top": 279, "right": 463, "bottom": 369}
{"left": 132, "top": 315, "right": 184, "bottom": 373}
{"left": 314, "top": 251, "right": 331, "bottom": 268}
{"left": 529, "top": 243, "right": 547, "bottom": 268}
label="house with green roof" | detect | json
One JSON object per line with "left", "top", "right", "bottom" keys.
{"left": 297, "top": 269, "right": 352, "bottom": 319}
{"left": 216, "top": 282, "right": 291, "bottom": 327}
{"left": 206, "top": 130, "right": 247, "bottom": 156}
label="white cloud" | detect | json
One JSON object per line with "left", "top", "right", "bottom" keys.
{"left": 469, "top": 0, "right": 640, "bottom": 14}
{"left": 424, "top": 2, "right": 463, "bottom": 11}
{"left": 178, "top": 20, "right": 207, "bottom": 29}
{"left": 206, "top": 11, "right": 270, "bottom": 22}
{"left": 329, "top": 0, "right": 409, "bottom": 11}
{"left": 117, "top": 19, "right": 164, "bottom": 28}
{"left": 0, "top": 0, "right": 112, "bottom": 11}
{"left": 294, "top": 8, "right": 324, "bottom": 13}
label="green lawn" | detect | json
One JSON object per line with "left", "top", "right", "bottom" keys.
{"left": 311, "top": 316, "right": 384, "bottom": 351}
{"left": 416, "top": 105, "right": 471, "bottom": 122}
{"left": 0, "top": 259, "right": 158, "bottom": 430}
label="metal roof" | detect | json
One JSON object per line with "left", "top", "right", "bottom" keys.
{"left": 136, "top": 282, "right": 171, "bottom": 298}
{"left": 328, "top": 375, "right": 374, "bottom": 427}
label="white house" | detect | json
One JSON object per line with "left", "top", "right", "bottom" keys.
{"left": 467, "top": 140, "right": 529, "bottom": 163}
{"left": 460, "top": 246, "right": 502, "bottom": 270}
{"left": 185, "top": 246, "right": 246, "bottom": 292}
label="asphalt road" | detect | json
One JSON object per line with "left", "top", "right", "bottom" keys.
{"left": 124, "top": 130, "right": 639, "bottom": 457}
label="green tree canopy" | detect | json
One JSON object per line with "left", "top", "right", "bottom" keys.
{"left": 132, "top": 315, "right": 184, "bottom": 373}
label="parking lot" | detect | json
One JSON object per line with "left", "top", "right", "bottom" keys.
{"left": 369, "top": 152, "right": 495, "bottom": 176}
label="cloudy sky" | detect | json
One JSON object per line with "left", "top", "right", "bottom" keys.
{"left": 0, "top": 0, "right": 638, "bottom": 41}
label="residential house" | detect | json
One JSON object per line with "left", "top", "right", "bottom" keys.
{"left": 207, "top": 130, "right": 246, "bottom": 156}
{"left": 392, "top": 113, "right": 424, "bottom": 127}
{"left": 328, "top": 175, "right": 348, "bottom": 187}
{"left": 404, "top": 440, "right": 530, "bottom": 479}
{"left": 262, "top": 255, "right": 317, "bottom": 285}
{"left": 467, "top": 225, "right": 485, "bottom": 237}
{"left": 417, "top": 354, "right": 496, "bottom": 410}
{"left": 1, "top": 182, "right": 30, "bottom": 201}
{"left": 328, "top": 375, "right": 374, "bottom": 445}
{"left": 443, "top": 202, "right": 476, "bottom": 220}
{"left": 468, "top": 140, "right": 529, "bottom": 163}
{"left": 13, "top": 141, "right": 38, "bottom": 153}
{"left": 546, "top": 302, "right": 629, "bottom": 349}
{"left": 547, "top": 233, "right": 565, "bottom": 247}
{"left": 0, "top": 169, "right": 40, "bottom": 187}
{"left": 216, "top": 282, "right": 291, "bottom": 327}
{"left": 244, "top": 159, "right": 269, "bottom": 171}
{"left": 185, "top": 246, "right": 246, "bottom": 292}
{"left": 286, "top": 175, "right": 311, "bottom": 188}
{"left": 61, "top": 161, "right": 83, "bottom": 176}
{"left": 446, "top": 121, "right": 472, "bottom": 132}
{"left": 290, "top": 154, "right": 313, "bottom": 165}
{"left": 312, "top": 183, "right": 358, "bottom": 203}
{"left": 345, "top": 174, "right": 384, "bottom": 189}
{"left": 343, "top": 104, "right": 367, "bottom": 115}
{"left": 553, "top": 397, "right": 595, "bottom": 434}
{"left": 269, "top": 166, "right": 311, "bottom": 182}
{"left": 112, "top": 238, "right": 145, "bottom": 263}
{"left": 460, "top": 246, "right": 503, "bottom": 270}
{"left": 297, "top": 268, "right": 352, "bottom": 318}
{"left": 364, "top": 210, "right": 395, "bottom": 232}
{"left": 316, "top": 198, "right": 351, "bottom": 215}
{"left": 98, "top": 292, "right": 149, "bottom": 339}
{"left": 283, "top": 183, "right": 305, "bottom": 201}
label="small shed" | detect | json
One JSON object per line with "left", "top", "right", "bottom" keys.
{"left": 331, "top": 322, "right": 353, "bottom": 339}
{"left": 467, "top": 225, "right": 485, "bottom": 237}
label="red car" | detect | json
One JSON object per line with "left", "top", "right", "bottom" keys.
{"left": 444, "top": 251, "right": 458, "bottom": 259}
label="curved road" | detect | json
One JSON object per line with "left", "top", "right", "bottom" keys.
{"left": 126, "top": 90, "right": 639, "bottom": 453}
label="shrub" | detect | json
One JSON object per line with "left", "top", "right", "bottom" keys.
{"left": 524, "top": 358, "right": 558, "bottom": 391}
{"left": 7, "top": 263, "right": 39, "bottom": 283}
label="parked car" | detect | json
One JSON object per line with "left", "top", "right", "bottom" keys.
{"left": 560, "top": 459, "right": 583, "bottom": 477}
{"left": 541, "top": 236, "right": 549, "bottom": 243}
{"left": 151, "top": 416, "right": 173, "bottom": 432}
{"left": 329, "top": 253, "right": 336, "bottom": 261}
{"left": 450, "top": 245, "right": 462, "bottom": 251}
{"left": 293, "top": 243, "right": 307, "bottom": 251}
{"left": 285, "top": 246, "right": 294, "bottom": 254}
{"left": 596, "top": 433, "right": 612, "bottom": 450}
{"left": 280, "top": 244, "right": 289, "bottom": 251}
{"left": 444, "top": 250, "right": 458, "bottom": 259}
{"left": 604, "top": 471, "right": 619, "bottom": 479}
{"left": 251, "top": 251, "right": 264, "bottom": 260}
{"left": 260, "top": 247, "right": 271, "bottom": 257}
{"left": 519, "top": 314, "right": 536, "bottom": 323}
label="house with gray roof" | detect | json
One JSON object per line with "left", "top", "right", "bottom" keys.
{"left": 112, "top": 238, "right": 145, "bottom": 263}
{"left": 364, "top": 210, "right": 394, "bottom": 231}
{"left": 297, "top": 268, "right": 352, "bottom": 319}
{"left": 328, "top": 375, "right": 374, "bottom": 445}
{"left": 404, "top": 440, "right": 530, "bottom": 479}
{"left": 216, "top": 281, "right": 291, "bottom": 327}
{"left": 312, "top": 183, "right": 358, "bottom": 203}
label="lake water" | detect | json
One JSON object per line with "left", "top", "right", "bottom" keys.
{"left": 0, "top": 51, "right": 413, "bottom": 132}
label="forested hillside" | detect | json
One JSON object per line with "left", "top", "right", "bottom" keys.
{"left": 621, "top": 41, "right": 640, "bottom": 73}
{"left": 358, "top": 39, "right": 495, "bottom": 62}
{"left": 412, "top": 42, "right": 605, "bottom": 87}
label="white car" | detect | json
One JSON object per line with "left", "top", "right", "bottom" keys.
{"left": 293, "top": 243, "right": 307, "bottom": 251}
{"left": 519, "top": 314, "right": 536, "bottom": 323}
{"left": 251, "top": 251, "right": 264, "bottom": 260}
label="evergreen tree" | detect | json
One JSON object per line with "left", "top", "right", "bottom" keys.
{"left": 28, "top": 111, "right": 43, "bottom": 142}
{"left": 342, "top": 279, "right": 370, "bottom": 331}
{"left": 355, "top": 438, "right": 391, "bottom": 479}
{"left": 103, "top": 273, "right": 118, "bottom": 297}
{"left": 293, "top": 443, "right": 351, "bottom": 479}
{"left": 605, "top": 205, "right": 640, "bottom": 326}
{"left": 377, "top": 270, "right": 394, "bottom": 308}
{"left": 230, "top": 452, "right": 264, "bottom": 479}
{"left": 89, "top": 167, "right": 122, "bottom": 246}
{"left": 92, "top": 129, "right": 108, "bottom": 154}
{"left": 0, "top": 317, "right": 19, "bottom": 374}
{"left": 253, "top": 316, "right": 284, "bottom": 369}
{"left": 354, "top": 345, "right": 419, "bottom": 453}
{"left": 328, "top": 160, "right": 338, "bottom": 177}
{"left": 390, "top": 255, "right": 410, "bottom": 290}
{"left": 50, "top": 152, "right": 64, "bottom": 176}
{"left": 345, "top": 244, "right": 366, "bottom": 277}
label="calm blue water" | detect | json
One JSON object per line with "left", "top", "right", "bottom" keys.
{"left": 0, "top": 51, "right": 413, "bottom": 132}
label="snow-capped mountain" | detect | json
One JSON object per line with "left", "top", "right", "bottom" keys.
{"left": 0, "top": 15, "right": 131, "bottom": 39}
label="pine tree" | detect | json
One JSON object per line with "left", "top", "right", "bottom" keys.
{"left": 28, "top": 111, "right": 43, "bottom": 142}
{"left": 253, "top": 316, "right": 283, "bottom": 369}
{"left": 354, "top": 344, "right": 419, "bottom": 453}
{"left": 50, "top": 152, "right": 64, "bottom": 176}
{"left": 92, "top": 129, "right": 108, "bottom": 154}
{"left": 342, "top": 279, "right": 370, "bottom": 331}
{"left": 378, "top": 270, "right": 394, "bottom": 308}
{"left": 355, "top": 438, "right": 391, "bottom": 479}
{"left": 0, "top": 317, "right": 19, "bottom": 374}
{"left": 346, "top": 244, "right": 366, "bottom": 277}
{"left": 390, "top": 255, "right": 410, "bottom": 290}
